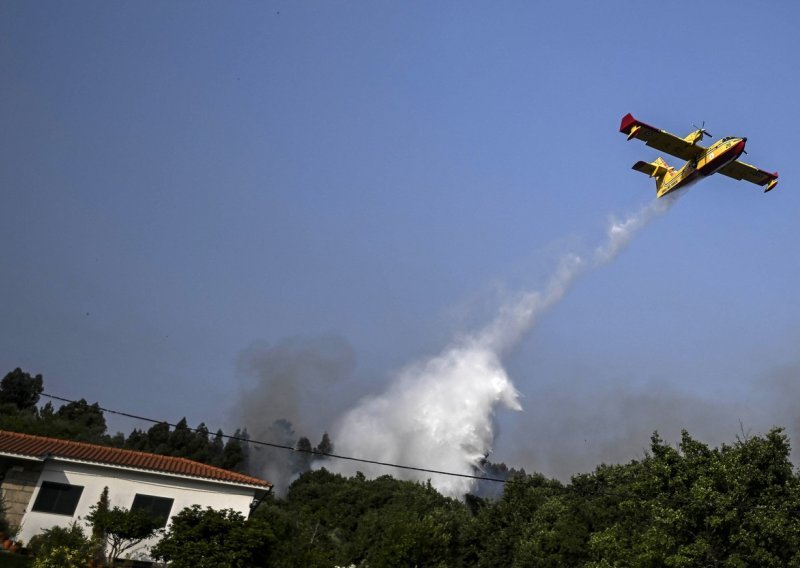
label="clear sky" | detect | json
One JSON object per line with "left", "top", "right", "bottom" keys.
{"left": 3, "top": 1, "right": 800, "bottom": 480}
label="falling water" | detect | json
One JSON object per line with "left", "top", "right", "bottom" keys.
{"left": 329, "top": 195, "right": 679, "bottom": 496}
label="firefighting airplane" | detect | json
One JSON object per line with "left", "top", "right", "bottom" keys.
{"left": 619, "top": 113, "right": 778, "bottom": 198}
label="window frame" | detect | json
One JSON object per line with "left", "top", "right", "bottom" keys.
{"left": 30, "top": 481, "right": 84, "bottom": 516}
{"left": 130, "top": 493, "right": 174, "bottom": 528}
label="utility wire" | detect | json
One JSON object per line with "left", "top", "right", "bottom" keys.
{"left": 40, "top": 394, "right": 792, "bottom": 513}
{"left": 41, "top": 393, "right": 511, "bottom": 484}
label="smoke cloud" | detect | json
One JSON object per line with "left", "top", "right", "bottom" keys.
{"left": 328, "top": 195, "right": 679, "bottom": 496}
{"left": 234, "top": 334, "right": 356, "bottom": 491}
{"left": 506, "top": 357, "right": 800, "bottom": 481}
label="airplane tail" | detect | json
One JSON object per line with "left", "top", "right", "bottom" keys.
{"left": 632, "top": 157, "right": 672, "bottom": 193}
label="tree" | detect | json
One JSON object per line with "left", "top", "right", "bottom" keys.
{"left": 145, "top": 421, "right": 171, "bottom": 454}
{"left": 0, "top": 367, "right": 251, "bottom": 472}
{"left": 475, "top": 473, "right": 577, "bottom": 568}
{"left": 90, "top": 487, "right": 110, "bottom": 565}
{"left": 169, "top": 417, "right": 194, "bottom": 457}
{"left": 0, "top": 367, "right": 43, "bottom": 411}
{"left": 293, "top": 437, "right": 314, "bottom": 474}
{"left": 581, "top": 429, "right": 800, "bottom": 567}
{"left": 186, "top": 422, "right": 212, "bottom": 463}
{"left": 314, "top": 432, "right": 334, "bottom": 456}
{"left": 359, "top": 508, "right": 461, "bottom": 568}
{"left": 124, "top": 428, "right": 147, "bottom": 451}
{"left": 209, "top": 429, "right": 225, "bottom": 466}
{"left": 221, "top": 428, "right": 249, "bottom": 471}
{"left": 55, "top": 399, "right": 107, "bottom": 442}
{"left": 0, "top": 372, "right": 114, "bottom": 443}
{"left": 87, "top": 488, "right": 161, "bottom": 566}
{"left": 260, "top": 469, "right": 474, "bottom": 567}
{"left": 152, "top": 505, "right": 275, "bottom": 568}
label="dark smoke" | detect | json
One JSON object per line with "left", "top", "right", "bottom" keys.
{"left": 232, "top": 334, "right": 356, "bottom": 491}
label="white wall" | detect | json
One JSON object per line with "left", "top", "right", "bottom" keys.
{"left": 18, "top": 458, "right": 261, "bottom": 562}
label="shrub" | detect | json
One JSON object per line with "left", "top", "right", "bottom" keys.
{"left": 28, "top": 523, "right": 94, "bottom": 568}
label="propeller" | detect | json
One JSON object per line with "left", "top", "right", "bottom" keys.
{"left": 692, "top": 121, "right": 713, "bottom": 141}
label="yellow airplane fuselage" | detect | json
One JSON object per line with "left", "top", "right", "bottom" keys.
{"left": 656, "top": 137, "right": 747, "bottom": 198}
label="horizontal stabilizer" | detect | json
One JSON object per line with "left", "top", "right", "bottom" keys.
{"left": 632, "top": 159, "right": 670, "bottom": 179}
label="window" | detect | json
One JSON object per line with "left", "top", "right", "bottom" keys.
{"left": 31, "top": 482, "right": 84, "bottom": 516}
{"left": 131, "top": 494, "right": 174, "bottom": 528}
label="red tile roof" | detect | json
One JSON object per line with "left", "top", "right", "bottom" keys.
{"left": 0, "top": 430, "right": 271, "bottom": 489}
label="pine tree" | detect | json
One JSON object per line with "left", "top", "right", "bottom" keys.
{"left": 314, "top": 432, "right": 334, "bottom": 456}
{"left": 209, "top": 429, "right": 225, "bottom": 467}
{"left": 293, "top": 437, "right": 314, "bottom": 474}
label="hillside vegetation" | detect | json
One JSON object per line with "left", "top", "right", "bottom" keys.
{"left": 4, "top": 368, "right": 800, "bottom": 566}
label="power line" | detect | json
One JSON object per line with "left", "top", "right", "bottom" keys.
{"left": 41, "top": 392, "right": 511, "bottom": 484}
{"left": 38, "top": 394, "right": 796, "bottom": 512}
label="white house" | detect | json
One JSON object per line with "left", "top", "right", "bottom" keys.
{"left": 0, "top": 429, "right": 272, "bottom": 563}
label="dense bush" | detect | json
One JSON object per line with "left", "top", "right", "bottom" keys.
{"left": 248, "top": 428, "right": 800, "bottom": 567}
{"left": 27, "top": 523, "right": 94, "bottom": 568}
{"left": 152, "top": 505, "right": 275, "bottom": 568}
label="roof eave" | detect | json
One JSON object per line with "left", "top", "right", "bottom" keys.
{"left": 2, "top": 452, "right": 271, "bottom": 492}
{"left": 47, "top": 456, "right": 273, "bottom": 492}
{"left": 0, "top": 450, "right": 46, "bottom": 462}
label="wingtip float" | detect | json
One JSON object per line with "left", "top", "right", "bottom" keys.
{"left": 620, "top": 113, "right": 779, "bottom": 198}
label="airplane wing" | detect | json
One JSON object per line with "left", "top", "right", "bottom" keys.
{"left": 718, "top": 160, "right": 779, "bottom": 192}
{"left": 620, "top": 113, "right": 706, "bottom": 162}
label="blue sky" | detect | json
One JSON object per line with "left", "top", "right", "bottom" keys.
{"left": 3, "top": 1, "right": 800, "bottom": 478}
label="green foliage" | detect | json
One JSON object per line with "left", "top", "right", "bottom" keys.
{"left": 87, "top": 489, "right": 162, "bottom": 566}
{"left": 31, "top": 547, "right": 89, "bottom": 568}
{"left": 221, "top": 429, "right": 248, "bottom": 471}
{"left": 90, "top": 487, "right": 110, "bottom": 564}
{"left": 54, "top": 399, "right": 107, "bottom": 442}
{"left": 122, "top": 421, "right": 248, "bottom": 470}
{"left": 579, "top": 428, "right": 800, "bottom": 567}
{"left": 243, "top": 430, "right": 800, "bottom": 568}
{"left": 0, "top": 367, "right": 249, "bottom": 471}
{"left": 152, "top": 505, "right": 275, "bottom": 568}
{"left": 27, "top": 522, "right": 94, "bottom": 568}
{"left": 7, "top": 365, "right": 800, "bottom": 567}
{"left": 0, "top": 402, "right": 106, "bottom": 445}
{"left": 477, "top": 473, "right": 581, "bottom": 568}
{"left": 0, "top": 368, "right": 111, "bottom": 445}
{"left": 255, "top": 469, "right": 474, "bottom": 568}
{"left": 209, "top": 429, "right": 225, "bottom": 464}
{"left": 0, "top": 368, "right": 43, "bottom": 411}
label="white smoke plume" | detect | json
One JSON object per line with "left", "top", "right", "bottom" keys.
{"left": 329, "top": 194, "right": 680, "bottom": 497}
